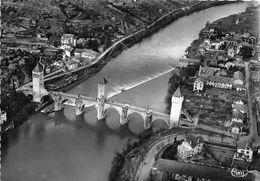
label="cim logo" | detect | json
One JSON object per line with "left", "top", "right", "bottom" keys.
{"left": 231, "top": 168, "right": 248, "bottom": 178}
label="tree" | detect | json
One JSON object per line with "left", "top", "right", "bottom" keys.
{"left": 239, "top": 46, "right": 253, "bottom": 59}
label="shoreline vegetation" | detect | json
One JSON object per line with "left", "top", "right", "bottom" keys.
{"left": 0, "top": 0, "right": 236, "bottom": 137}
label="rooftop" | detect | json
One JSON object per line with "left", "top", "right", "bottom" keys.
{"left": 33, "top": 61, "right": 43, "bottom": 73}
{"left": 185, "top": 134, "right": 204, "bottom": 148}
{"left": 156, "top": 159, "right": 253, "bottom": 181}
{"left": 207, "top": 75, "right": 234, "bottom": 84}
{"left": 173, "top": 87, "right": 182, "bottom": 97}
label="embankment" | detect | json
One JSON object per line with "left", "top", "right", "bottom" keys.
{"left": 50, "top": 1, "right": 235, "bottom": 93}
{"left": 1, "top": 92, "right": 37, "bottom": 135}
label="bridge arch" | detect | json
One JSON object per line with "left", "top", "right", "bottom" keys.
{"left": 104, "top": 107, "right": 121, "bottom": 130}
{"left": 152, "top": 119, "right": 169, "bottom": 133}
{"left": 40, "top": 94, "right": 52, "bottom": 103}
{"left": 180, "top": 111, "right": 192, "bottom": 122}
{"left": 27, "top": 94, "right": 33, "bottom": 101}
{"left": 84, "top": 105, "right": 99, "bottom": 126}
{"left": 180, "top": 113, "right": 188, "bottom": 119}
{"left": 127, "top": 112, "right": 145, "bottom": 135}
{"left": 61, "top": 98, "right": 69, "bottom": 104}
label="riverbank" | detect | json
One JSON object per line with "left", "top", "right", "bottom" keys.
{"left": 52, "top": 0, "right": 237, "bottom": 95}
{"left": 109, "top": 127, "right": 237, "bottom": 181}
{"left": 186, "top": 3, "right": 259, "bottom": 60}
{"left": 1, "top": 0, "right": 235, "bottom": 138}
{"left": 0, "top": 0, "right": 198, "bottom": 50}
{"left": 0, "top": 92, "right": 37, "bottom": 135}
{"left": 0, "top": 48, "right": 39, "bottom": 135}
{"left": 165, "top": 3, "right": 259, "bottom": 114}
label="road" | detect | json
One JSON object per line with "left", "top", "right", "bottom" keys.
{"left": 239, "top": 62, "right": 260, "bottom": 147}
{"left": 135, "top": 134, "right": 185, "bottom": 181}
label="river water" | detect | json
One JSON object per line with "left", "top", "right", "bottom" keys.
{"left": 2, "top": 3, "right": 249, "bottom": 181}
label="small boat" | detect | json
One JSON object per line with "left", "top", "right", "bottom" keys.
{"left": 41, "top": 103, "right": 54, "bottom": 114}
{"left": 35, "top": 99, "right": 54, "bottom": 112}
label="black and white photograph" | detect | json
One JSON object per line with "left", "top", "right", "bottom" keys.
{"left": 0, "top": 0, "right": 260, "bottom": 180}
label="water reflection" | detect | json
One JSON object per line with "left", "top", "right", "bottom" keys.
{"left": 53, "top": 106, "right": 137, "bottom": 139}
{"left": 2, "top": 3, "right": 250, "bottom": 181}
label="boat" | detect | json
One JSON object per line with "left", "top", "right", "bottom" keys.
{"left": 35, "top": 99, "right": 54, "bottom": 112}
{"left": 41, "top": 103, "right": 55, "bottom": 114}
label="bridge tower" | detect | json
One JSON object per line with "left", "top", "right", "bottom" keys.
{"left": 170, "top": 87, "right": 183, "bottom": 128}
{"left": 32, "top": 61, "right": 47, "bottom": 102}
{"left": 97, "top": 78, "right": 107, "bottom": 120}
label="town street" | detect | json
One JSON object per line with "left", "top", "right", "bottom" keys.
{"left": 239, "top": 62, "right": 260, "bottom": 146}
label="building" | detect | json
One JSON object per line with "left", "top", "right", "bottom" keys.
{"left": 234, "top": 84, "right": 247, "bottom": 92}
{"left": 231, "top": 125, "right": 240, "bottom": 134}
{"left": 61, "top": 34, "right": 76, "bottom": 49}
{"left": 206, "top": 75, "right": 233, "bottom": 89}
{"left": 225, "top": 62, "right": 235, "bottom": 69}
{"left": 170, "top": 87, "right": 184, "bottom": 127}
{"left": 198, "top": 66, "right": 235, "bottom": 89}
{"left": 252, "top": 71, "right": 260, "bottom": 82}
{"left": 199, "top": 66, "right": 218, "bottom": 77}
{"left": 232, "top": 110, "right": 244, "bottom": 123}
{"left": 233, "top": 100, "right": 246, "bottom": 111}
{"left": 193, "top": 78, "right": 204, "bottom": 92}
{"left": 1, "top": 110, "right": 7, "bottom": 124}
{"left": 233, "top": 71, "right": 244, "bottom": 85}
{"left": 74, "top": 48, "right": 98, "bottom": 61}
{"left": 53, "top": 60, "right": 64, "bottom": 68}
{"left": 231, "top": 147, "right": 253, "bottom": 170}
{"left": 177, "top": 135, "right": 204, "bottom": 159}
{"left": 232, "top": 100, "right": 246, "bottom": 114}
{"left": 66, "top": 60, "right": 78, "bottom": 70}
{"left": 64, "top": 47, "right": 75, "bottom": 57}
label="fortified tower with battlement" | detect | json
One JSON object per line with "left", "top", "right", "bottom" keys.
{"left": 96, "top": 78, "right": 108, "bottom": 119}
{"left": 170, "top": 87, "right": 184, "bottom": 128}
{"left": 32, "top": 61, "right": 47, "bottom": 102}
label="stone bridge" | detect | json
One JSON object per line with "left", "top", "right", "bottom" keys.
{"left": 17, "top": 62, "right": 197, "bottom": 130}
{"left": 18, "top": 86, "right": 196, "bottom": 130}
{"left": 48, "top": 91, "right": 171, "bottom": 129}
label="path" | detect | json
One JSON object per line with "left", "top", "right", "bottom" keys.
{"left": 239, "top": 62, "right": 260, "bottom": 146}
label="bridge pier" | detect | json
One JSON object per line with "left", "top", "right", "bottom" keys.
{"left": 120, "top": 103, "right": 129, "bottom": 125}
{"left": 50, "top": 92, "right": 65, "bottom": 111}
{"left": 96, "top": 79, "right": 107, "bottom": 120}
{"left": 75, "top": 96, "right": 85, "bottom": 116}
{"left": 97, "top": 95, "right": 106, "bottom": 120}
{"left": 144, "top": 108, "right": 153, "bottom": 130}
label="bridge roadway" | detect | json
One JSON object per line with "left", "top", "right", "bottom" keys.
{"left": 61, "top": 92, "right": 170, "bottom": 117}
{"left": 17, "top": 84, "right": 194, "bottom": 130}
{"left": 51, "top": 91, "right": 171, "bottom": 127}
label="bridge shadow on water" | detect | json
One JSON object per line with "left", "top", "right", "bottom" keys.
{"left": 53, "top": 107, "right": 139, "bottom": 139}
{"left": 51, "top": 105, "right": 170, "bottom": 151}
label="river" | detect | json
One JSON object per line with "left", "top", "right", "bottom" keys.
{"left": 2, "top": 3, "right": 249, "bottom": 181}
